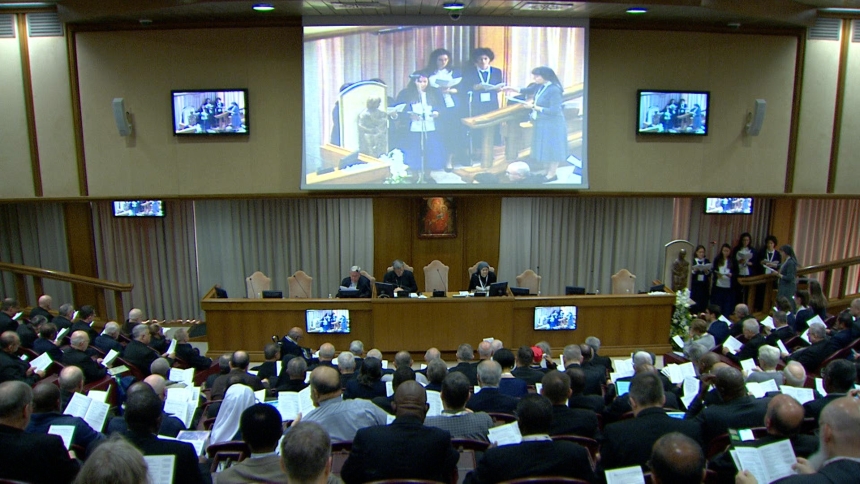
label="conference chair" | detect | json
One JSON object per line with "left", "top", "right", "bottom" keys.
{"left": 287, "top": 270, "right": 313, "bottom": 299}
{"left": 245, "top": 271, "right": 271, "bottom": 299}
{"left": 610, "top": 269, "right": 636, "bottom": 295}
{"left": 515, "top": 269, "right": 542, "bottom": 295}
{"left": 423, "top": 260, "right": 450, "bottom": 293}
{"left": 467, "top": 261, "right": 496, "bottom": 277}
{"left": 551, "top": 435, "right": 599, "bottom": 468}
{"left": 360, "top": 270, "right": 377, "bottom": 297}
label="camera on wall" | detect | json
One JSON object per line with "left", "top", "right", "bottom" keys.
{"left": 449, "top": 11, "right": 461, "bottom": 21}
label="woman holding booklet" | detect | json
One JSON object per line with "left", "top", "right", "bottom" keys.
{"left": 690, "top": 245, "right": 711, "bottom": 314}
{"left": 422, "top": 48, "right": 465, "bottom": 171}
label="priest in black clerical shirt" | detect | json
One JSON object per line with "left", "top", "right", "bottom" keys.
{"left": 383, "top": 260, "right": 418, "bottom": 294}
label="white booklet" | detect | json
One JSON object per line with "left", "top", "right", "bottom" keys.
{"left": 723, "top": 336, "right": 744, "bottom": 355}
{"left": 426, "top": 390, "right": 443, "bottom": 418}
{"left": 102, "top": 349, "right": 120, "bottom": 367}
{"left": 176, "top": 430, "right": 210, "bottom": 457}
{"left": 29, "top": 352, "right": 53, "bottom": 373}
{"left": 275, "top": 386, "right": 314, "bottom": 421}
{"left": 740, "top": 359, "right": 757, "bottom": 373}
{"left": 168, "top": 367, "right": 194, "bottom": 387}
{"left": 672, "top": 335, "right": 685, "bottom": 349}
{"left": 54, "top": 327, "right": 70, "bottom": 345}
{"left": 730, "top": 439, "right": 797, "bottom": 483}
{"left": 681, "top": 376, "right": 700, "bottom": 410}
{"left": 166, "top": 338, "right": 178, "bottom": 355}
{"left": 488, "top": 421, "right": 522, "bottom": 446}
{"left": 144, "top": 455, "right": 175, "bottom": 484}
{"left": 746, "top": 379, "right": 779, "bottom": 399}
{"left": 64, "top": 392, "right": 109, "bottom": 432}
{"left": 48, "top": 424, "right": 75, "bottom": 450}
{"left": 779, "top": 385, "right": 815, "bottom": 405}
{"left": 87, "top": 390, "right": 109, "bottom": 403}
{"left": 760, "top": 316, "right": 775, "bottom": 329}
{"left": 605, "top": 465, "right": 646, "bottom": 484}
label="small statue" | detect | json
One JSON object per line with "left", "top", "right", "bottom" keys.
{"left": 358, "top": 97, "right": 388, "bottom": 157}
{"left": 672, "top": 249, "right": 691, "bottom": 291}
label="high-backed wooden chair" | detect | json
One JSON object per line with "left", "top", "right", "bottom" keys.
{"left": 287, "top": 271, "right": 313, "bottom": 299}
{"left": 245, "top": 271, "right": 271, "bottom": 299}
{"left": 423, "top": 260, "right": 449, "bottom": 293}
{"left": 467, "top": 262, "right": 496, "bottom": 277}
{"left": 386, "top": 263, "right": 414, "bottom": 273}
{"left": 515, "top": 269, "right": 542, "bottom": 295}
{"left": 360, "top": 270, "right": 376, "bottom": 297}
{"left": 611, "top": 269, "right": 636, "bottom": 294}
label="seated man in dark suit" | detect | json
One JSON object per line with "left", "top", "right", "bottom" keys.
{"left": 723, "top": 318, "right": 766, "bottom": 365}
{"left": 424, "top": 357, "right": 447, "bottom": 393}
{"left": 173, "top": 328, "right": 212, "bottom": 371}
{"left": 52, "top": 303, "right": 74, "bottom": 332}
{"left": 68, "top": 304, "right": 98, "bottom": 343}
{"left": 465, "top": 394, "right": 596, "bottom": 483}
{"left": 25, "top": 382, "right": 105, "bottom": 457}
{"left": 606, "top": 361, "right": 680, "bottom": 423}
{"left": 567, "top": 366, "right": 605, "bottom": 413}
{"left": 62, "top": 331, "right": 107, "bottom": 384}
{"left": 448, "top": 343, "right": 478, "bottom": 386}
{"left": 124, "top": 324, "right": 172, "bottom": 377}
{"left": 308, "top": 343, "right": 336, "bottom": 372}
{"left": 425, "top": 372, "right": 493, "bottom": 442}
{"left": 123, "top": 384, "right": 205, "bottom": 484}
{"left": 804, "top": 359, "right": 856, "bottom": 424}
{"left": 281, "top": 421, "right": 335, "bottom": 484}
{"left": 0, "top": 298, "right": 20, "bottom": 335}
{"left": 650, "top": 433, "right": 707, "bottom": 484}
{"left": 276, "top": 355, "right": 309, "bottom": 393}
{"left": 29, "top": 295, "right": 54, "bottom": 321}
{"left": 280, "top": 326, "right": 313, "bottom": 364}
{"left": 511, "top": 346, "right": 545, "bottom": 385}
{"left": 93, "top": 321, "right": 124, "bottom": 357}
{"left": 466, "top": 360, "right": 519, "bottom": 414}
{"left": 585, "top": 336, "right": 614, "bottom": 372}
{"left": 763, "top": 310, "right": 795, "bottom": 347}
{"left": 693, "top": 366, "right": 770, "bottom": 444}
{"left": 0, "top": 380, "right": 80, "bottom": 483}
{"left": 736, "top": 395, "right": 860, "bottom": 484}
{"left": 339, "top": 265, "right": 372, "bottom": 298}
{"left": 58, "top": 366, "right": 84, "bottom": 411}
{"left": 828, "top": 310, "right": 855, "bottom": 352}
{"left": 382, "top": 259, "right": 418, "bottom": 294}
{"left": 251, "top": 343, "right": 281, "bottom": 384}
{"left": 541, "top": 370, "right": 599, "bottom": 439}
{"left": 600, "top": 372, "right": 702, "bottom": 472}
{"left": 16, "top": 314, "right": 44, "bottom": 349}
{"left": 123, "top": 307, "right": 145, "bottom": 337}
{"left": 563, "top": 344, "right": 603, "bottom": 396}
{"left": 341, "top": 381, "right": 459, "bottom": 483}
{"left": 147, "top": 324, "right": 170, "bottom": 355}
{"left": 0, "top": 331, "right": 44, "bottom": 385}
{"left": 107, "top": 380, "right": 185, "bottom": 438}
{"left": 33, "top": 322, "right": 63, "bottom": 362}
{"left": 217, "top": 404, "right": 290, "bottom": 484}
{"left": 210, "top": 351, "right": 265, "bottom": 401}
{"left": 783, "top": 322, "right": 831, "bottom": 374}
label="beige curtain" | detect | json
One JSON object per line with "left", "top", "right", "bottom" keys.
{"left": 0, "top": 203, "right": 73, "bottom": 306}
{"left": 499, "top": 197, "right": 674, "bottom": 295}
{"left": 793, "top": 199, "right": 860, "bottom": 297}
{"left": 673, "top": 198, "right": 773, "bottom": 260}
{"left": 92, "top": 201, "right": 200, "bottom": 320}
{"left": 194, "top": 198, "right": 373, "bottom": 301}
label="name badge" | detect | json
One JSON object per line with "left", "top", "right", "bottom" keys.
{"left": 697, "top": 275, "right": 705, "bottom": 282}
{"left": 480, "top": 92, "right": 491, "bottom": 103}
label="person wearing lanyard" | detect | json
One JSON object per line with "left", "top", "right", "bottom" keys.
{"left": 460, "top": 48, "right": 504, "bottom": 161}
{"left": 468, "top": 261, "right": 497, "bottom": 292}
{"left": 504, "top": 66, "right": 567, "bottom": 182}
{"left": 690, "top": 245, "right": 711, "bottom": 314}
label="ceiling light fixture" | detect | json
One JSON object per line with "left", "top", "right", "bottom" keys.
{"left": 443, "top": 2, "right": 465, "bottom": 11}
{"left": 626, "top": 7, "right": 647, "bottom": 14}
{"left": 252, "top": 3, "right": 275, "bottom": 12}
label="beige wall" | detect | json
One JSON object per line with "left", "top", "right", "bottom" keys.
{"left": 75, "top": 28, "right": 303, "bottom": 197}
{"left": 0, "top": 34, "right": 35, "bottom": 198}
{"left": 29, "top": 36, "right": 78, "bottom": 197}
{"left": 835, "top": 35, "right": 860, "bottom": 194}
{"left": 589, "top": 30, "right": 796, "bottom": 194}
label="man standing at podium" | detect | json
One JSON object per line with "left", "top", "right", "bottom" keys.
{"left": 340, "top": 266, "right": 372, "bottom": 298}
{"left": 383, "top": 260, "right": 418, "bottom": 294}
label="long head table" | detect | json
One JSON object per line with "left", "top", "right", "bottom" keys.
{"left": 200, "top": 292, "right": 675, "bottom": 361}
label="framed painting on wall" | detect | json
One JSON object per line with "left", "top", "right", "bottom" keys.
{"left": 419, "top": 197, "right": 456, "bottom": 238}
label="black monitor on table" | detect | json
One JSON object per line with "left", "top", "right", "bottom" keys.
{"left": 565, "top": 286, "right": 586, "bottom": 295}
{"left": 510, "top": 287, "right": 531, "bottom": 296}
{"left": 488, "top": 281, "right": 508, "bottom": 297}
{"left": 375, "top": 282, "right": 395, "bottom": 298}
{"left": 262, "top": 290, "right": 283, "bottom": 299}
{"left": 337, "top": 288, "right": 361, "bottom": 298}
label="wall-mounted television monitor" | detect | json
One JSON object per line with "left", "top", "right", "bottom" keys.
{"left": 306, "top": 309, "right": 351, "bottom": 334}
{"left": 637, "top": 90, "right": 709, "bottom": 136}
{"left": 534, "top": 306, "right": 578, "bottom": 330}
{"left": 302, "top": 20, "right": 589, "bottom": 190}
{"left": 112, "top": 201, "right": 164, "bottom": 217}
{"left": 705, "top": 197, "right": 753, "bottom": 214}
{"left": 171, "top": 89, "right": 248, "bottom": 136}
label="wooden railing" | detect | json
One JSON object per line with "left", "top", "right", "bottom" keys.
{"left": 0, "top": 262, "right": 133, "bottom": 322}
{"left": 739, "top": 255, "right": 860, "bottom": 313}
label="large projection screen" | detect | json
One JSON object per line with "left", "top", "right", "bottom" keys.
{"left": 302, "top": 20, "right": 588, "bottom": 190}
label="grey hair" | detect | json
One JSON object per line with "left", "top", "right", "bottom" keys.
{"left": 456, "top": 344, "right": 474, "bottom": 361}
{"left": 392, "top": 260, "right": 404, "bottom": 269}
{"left": 585, "top": 336, "right": 601, "bottom": 351}
{"left": 809, "top": 323, "right": 827, "bottom": 339}
{"left": 683, "top": 343, "right": 708, "bottom": 364}
{"left": 59, "top": 303, "right": 74, "bottom": 318}
{"left": 783, "top": 361, "right": 807, "bottom": 387}
{"left": 337, "top": 352, "right": 356, "bottom": 371}
{"left": 104, "top": 321, "right": 120, "bottom": 337}
{"left": 477, "top": 360, "right": 502, "bottom": 386}
{"left": 743, "top": 319, "right": 759, "bottom": 334}
{"left": 132, "top": 324, "right": 149, "bottom": 339}
{"left": 632, "top": 351, "right": 653, "bottom": 368}
{"left": 758, "top": 345, "right": 780, "bottom": 370}
{"left": 349, "top": 340, "right": 364, "bottom": 354}
{"left": 350, "top": 265, "right": 361, "bottom": 273}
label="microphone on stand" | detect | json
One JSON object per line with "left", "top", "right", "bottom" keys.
{"left": 536, "top": 265, "right": 541, "bottom": 296}
{"left": 437, "top": 269, "right": 447, "bottom": 292}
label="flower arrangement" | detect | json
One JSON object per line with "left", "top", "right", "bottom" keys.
{"left": 670, "top": 287, "right": 693, "bottom": 346}
{"left": 381, "top": 149, "right": 411, "bottom": 184}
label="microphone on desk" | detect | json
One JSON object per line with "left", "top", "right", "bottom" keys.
{"left": 437, "top": 269, "right": 447, "bottom": 291}
{"left": 299, "top": 282, "right": 310, "bottom": 298}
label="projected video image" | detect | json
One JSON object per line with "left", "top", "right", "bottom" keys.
{"left": 171, "top": 89, "right": 247, "bottom": 135}
{"left": 113, "top": 200, "right": 164, "bottom": 217}
{"left": 302, "top": 24, "right": 588, "bottom": 190}
{"left": 306, "top": 309, "right": 351, "bottom": 334}
{"left": 534, "top": 306, "right": 577, "bottom": 331}
{"left": 637, "top": 90, "right": 709, "bottom": 136}
{"left": 705, "top": 197, "right": 753, "bottom": 214}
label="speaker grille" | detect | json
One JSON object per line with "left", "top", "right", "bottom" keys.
{"left": 27, "top": 12, "right": 63, "bottom": 37}
{"left": 853, "top": 20, "right": 860, "bottom": 43}
{"left": 0, "top": 15, "right": 15, "bottom": 38}
{"left": 808, "top": 18, "right": 841, "bottom": 41}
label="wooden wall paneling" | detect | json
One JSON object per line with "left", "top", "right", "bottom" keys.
{"left": 769, "top": 199, "right": 796, "bottom": 248}
{"left": 372, "top": 198, "right": 413, "bottom": 282}
{"left": 63, "top": 202, "right": 100, "bottom": 312}
{"left": 16, "top": 14, "right": 43, "bottom": 197}
{"left": 461, "top": 197, "right": 502, "bottom": 290}
{"left": 413, "top": 197, "right": 464, "bottom": 292}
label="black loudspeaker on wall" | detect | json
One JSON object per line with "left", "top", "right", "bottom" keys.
{"left": 112, "top": 98, "right": 132, "bottom": 136}
{"left": 745, "top": 99, "right": 766, "bottom": 136}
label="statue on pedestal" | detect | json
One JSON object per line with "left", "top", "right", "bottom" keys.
{"left": 358, "top": 97, "right": 388, "bottom": 157}
{"left": 672, "top": 249, "right": 691, "bottom": 291}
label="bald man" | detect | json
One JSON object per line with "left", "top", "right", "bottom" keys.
{"left": 382, "top": 351, "right": 428, "bottom": 386}
{"left": 649, "top": 432, "right": 706, "bottom": 484}
{"left": 106, "top": 381, "right": 185, "bottom": 438}
{"left": 737, "top": 395, "right": 860, "bottom": 483}
{"left": 341, "top": 381, "right": 458, "bottom": 484}
{"left": 26, "top": 383, "right": 105, "bottom": 456}
{"left": 309, "top": 343, "right": 336, "bottom": 371}
{"left": 0, "top": 331, "right": 43, "bottom": 385}
{"left": 62, "top": 331, "right": 107, "bottom": 383}
{"left": 29, "top": 295, "right": 54, "bottom": 322}
{"left": 695, "top": 366, "right": 770, "bottom": 444}
{"left": 302, "top": 366, "right": 387, "bottom": 442}
{"left": 209, "top": 350, "right": 264, "bottom": 401}
{"left": 281, "top": 326, "right": 313, "bottom": 363}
